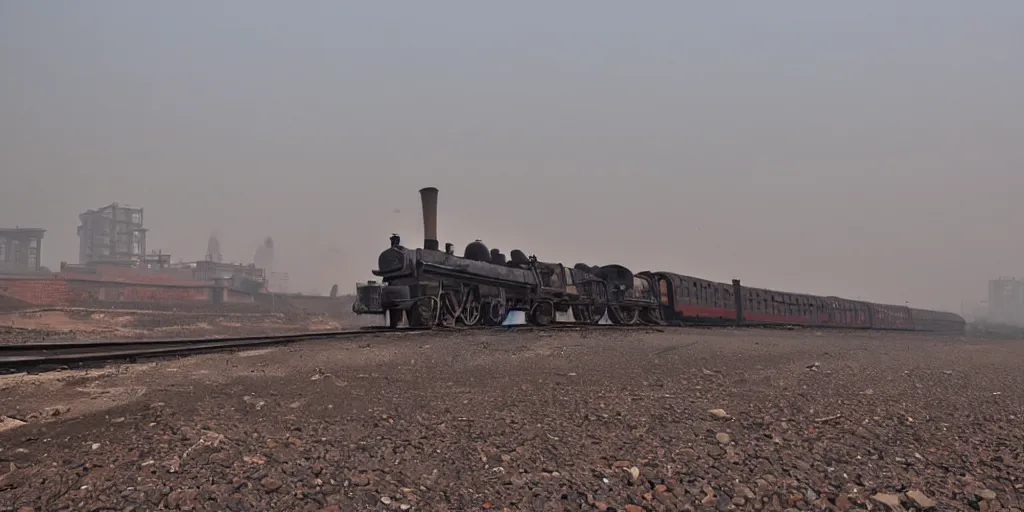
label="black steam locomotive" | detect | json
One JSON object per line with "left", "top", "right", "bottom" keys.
{"left": 352, "top": 187, "right": 663, "bottom": 327}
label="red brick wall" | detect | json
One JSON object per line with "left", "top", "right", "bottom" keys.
{"left": 0, "top": 276, "right": 217, "bottom": 307}
{"left": 64, "top": 267, "right": 206, "bottom": 286}
{"left": 0, "top": 277, "right": 71, "bottom": 306}
{"left": 90, "top": 283, "right": 210, "bottom": 302}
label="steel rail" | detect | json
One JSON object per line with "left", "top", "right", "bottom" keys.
{"left": 0, "top": 327, "right": 430, "bottom": 369}
{"left": 3, "top": 320, "right": 934, "bottom": 371}
{"left": 0, "top": 326, "right": 409, "bottom": 353}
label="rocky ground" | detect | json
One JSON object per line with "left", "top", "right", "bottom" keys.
{"left": 1, "top": 326, "right": 1022, "bottom": 511}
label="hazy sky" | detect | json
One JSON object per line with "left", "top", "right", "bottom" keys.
{"left": 2, "top": 2, "right": 1022, "bottom": 311}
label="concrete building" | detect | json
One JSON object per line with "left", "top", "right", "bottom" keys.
{"left": 988, "top": 278, "right": 1024, "bottom": 325}
{"left": 142, "top": 251, "right": 172, "bottom": 269}
{"left": 267, "top": 271, "right": 289, "bottom": 293}
{"left": 78, "top": 203, "right": 147, "bottom": 265}
{"left": 168, "top": 260, "right": 267, "bottom": 294}
{"left": 0, "top": 228, "right": 45, "bottom": 273}
{"left": 190, "top": 261, "right": 266, "bottom": 283}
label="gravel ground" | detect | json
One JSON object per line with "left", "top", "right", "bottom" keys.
{"left": 1, "top": 326, "right": 1022, "bottom": 511}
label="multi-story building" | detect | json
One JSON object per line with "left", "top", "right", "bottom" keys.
{"left": 988, "top": 278, "right": 1024, "bottom": 325}
{"left": 0, "top": 228, "right": 45, "bottom": 273}
{"left": 190, "top": 260, "right": 266, "bottom": 283}
{"left": 78, "top": 203, "right": 147, "bottom": 265}
{"left": 267, "top": 272, "right": 289, "bottom": 293}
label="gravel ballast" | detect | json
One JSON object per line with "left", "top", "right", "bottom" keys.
{"left": 0, "top": 327, "right": 1021, "bottom": 511}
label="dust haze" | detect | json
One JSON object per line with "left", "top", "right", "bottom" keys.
{"left": 1, "top": 2, "right": 1022, "bottom": 314}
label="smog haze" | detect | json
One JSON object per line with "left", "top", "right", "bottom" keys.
{"left": 2, "top": 1, "right": 1022, "bottom": 312}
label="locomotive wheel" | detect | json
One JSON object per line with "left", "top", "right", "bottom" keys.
{"left": 639, "top": 306, "right": 665, "bottom": 325}
{"left": 610, "top": 305, "right": 639, "bottom": 325}
{"left": 572, "top": 304, "right": 606, "bottom": 324}
{"left": 461, "top": 288, "right": 482, "bottom": 326}
{"left": 530, "top": 301, "right": 555, "bottom": 326}
{"left": 484, "top": 299, "right": 508, "bottom": 326}
{"left": 407, "top": 297, "right": 438, "bottom": 327}
{"left": 439, "top": 290, "right": 463, "bottom": 327}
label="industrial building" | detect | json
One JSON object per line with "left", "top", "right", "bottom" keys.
{"left": 988, "top": 278, "right": 1024, "bottom": 325}
{"left": 78, "top": 203, "right": 147, "bottom": 265}
{"left": 0, "top": 228, "right": 46, "bottom": 273}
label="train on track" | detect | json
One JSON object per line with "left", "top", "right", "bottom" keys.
{"left": 353, "top": 187, "right": 966, "bottom": 333}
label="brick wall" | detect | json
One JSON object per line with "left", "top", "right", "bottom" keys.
{"left": 63, "top": 266, "right": 205, "bottom": 286}
{"left": 0, "top": 276, "right": 222, "bottom": 307}
{"left": 0, "top": 277, "right": 71, "bottom": 306}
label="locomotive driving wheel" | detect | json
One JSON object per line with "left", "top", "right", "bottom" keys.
{"left": 460, "top": 287, "right": 482, "bottom": 326}
{"left": 530, "top": 301, "right": 555, "bottom": 326}
{"left": 609, "top": 305, "right": 639, "bottom": 325}
{"left": 440, "top": 290, "right": 462, "bottom": 327}
{"left": 572, "top": 303, "right": 606, "bottom": 324}
{"left": 484, "top": 298, "right": 508, "bottom": 326}
{"left": 639, "top": 306, "right": 665, "bottom": 325}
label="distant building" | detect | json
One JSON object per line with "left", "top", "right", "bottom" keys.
{"left": 988, "top": 278, "right": 1024, "bottom": 324}
{"left": 190, "top": 260, "right": 265, "bottom": 282}
{"left": 142, "top": 251, "right": 173, "bottom": 269}
{"left": 78, "top": 203, "right": 147, "bottom": 265}
{"left": 206, "top": 235, "right": 222, "bottom": 263}
{"left": 254, "top": 237, "right": 274, "bottom": 272}
{"left": 173, "top": 260, "right": 266, "bottom": 294}
{"left": 0, "top": 228, "right": 45, "bottom": 273}
{"left": 268, "top": 272, "right": 289, "bottom": 293}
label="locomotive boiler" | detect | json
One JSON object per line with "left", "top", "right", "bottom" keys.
{"left": 352, "top": 187, "right": 663, "bottom": 327}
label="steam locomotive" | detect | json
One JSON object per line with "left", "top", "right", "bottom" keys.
{"left": 353, "top": 188, "right": 662, "bottom": 327}
{"left": 353, "top": 188, "right": 966, "bottom": 333}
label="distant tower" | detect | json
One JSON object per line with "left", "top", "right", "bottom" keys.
{"left": 206, "top": 235, "right": 222, "bottom": 263}
{"left": 254, "top": 237, "right": 274, "bottom": 271}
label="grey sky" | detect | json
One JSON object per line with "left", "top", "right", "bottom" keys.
{"left": 2, "top": 2, "right": 1022, "bottom": 311}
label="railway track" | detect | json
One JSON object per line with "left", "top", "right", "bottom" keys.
{"left": 0, "top": 323, "right": 667, "bottom": 372}
{"left": 0, "top": 326, "right": 434, "bottom": 371}
{"left": 0, "top": 321, "right": 848, "bottom": 372}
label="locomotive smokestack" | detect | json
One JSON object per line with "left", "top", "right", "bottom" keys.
{"left": 419, "top": 187, "right": 439, "bottom": 250}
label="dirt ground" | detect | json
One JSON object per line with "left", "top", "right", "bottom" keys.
{"left": 0, "top": 309, "right": 380, "bottom": 344}
{"left": 1, "top": 327, "right": 1022, "bottom": 511}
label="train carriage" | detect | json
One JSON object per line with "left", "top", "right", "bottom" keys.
{"left": 909, "top": 308, "right": 966, "bottom": 332}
